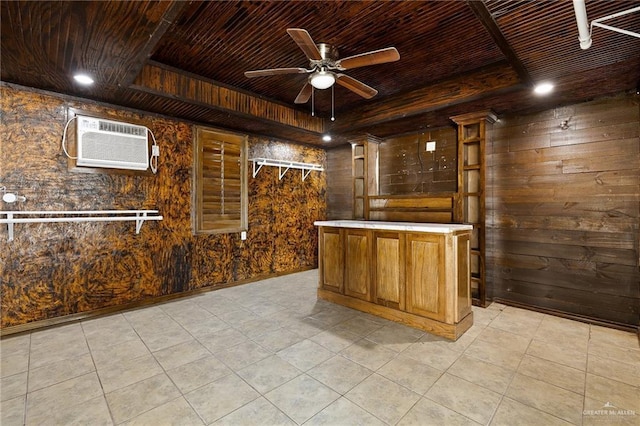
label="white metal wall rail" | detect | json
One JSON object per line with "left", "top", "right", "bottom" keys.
{"left": 249, "top": 158, "right": 324, "bottom": 181}
{"left": 0, "top": 210, "right": 163, "bottom": 241}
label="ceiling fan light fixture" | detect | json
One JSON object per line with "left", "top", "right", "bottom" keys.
{"left": 309, "top": 70, "right": 335, "bottom": 90}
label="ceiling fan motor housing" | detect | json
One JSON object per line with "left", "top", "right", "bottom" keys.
{"left": 313, "top": 43, "right": 339, "bottom": 68}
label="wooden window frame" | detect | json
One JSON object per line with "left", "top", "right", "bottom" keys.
{"left": 192, "top": 126, "right": 248, "bottom": 234}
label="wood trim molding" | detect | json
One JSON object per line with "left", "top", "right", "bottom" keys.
{"left": 450, "top": 110, "right": 498, "bottom": 125}
{"left": 492, "top": 297, "right": 640, "bottom": 334}
{"left": 318, "top": 288, "right": 473, "bottom": 340}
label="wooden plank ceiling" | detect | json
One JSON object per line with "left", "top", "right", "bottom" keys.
{"left": 1, "top": 0, "right": 639, "bottom": 146}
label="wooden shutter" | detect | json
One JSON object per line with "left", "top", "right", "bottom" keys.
{"left": 194, "top": 126, "right": 247, "bottom": 233}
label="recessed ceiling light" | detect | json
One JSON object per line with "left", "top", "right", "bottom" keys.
{"left": 322, "top": 135, "right": 332, "bottom": 142}
{"left": 73, "top": 74, "right": 94, "bottom": 85}
{"left": 534, "top": 82, "right": 554, "bottom": 95}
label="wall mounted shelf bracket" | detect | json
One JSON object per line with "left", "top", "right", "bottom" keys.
{"left": 0, "top": 210, "right": 163, "bottom": 242}
{"left": 249, "top": 158, "right": 323, "bottom": 181}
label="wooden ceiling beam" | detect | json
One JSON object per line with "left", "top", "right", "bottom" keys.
{"left": 330, "top": 62, "right": 521, "bottom": 133}
{"left": 466, "top": 0, "right": 532, "bottom": 86}
{"left": 131, "top": 62, "right": 325, "bottom": 134}
{"left": 119, "top": 1, "right": 192, "bottom": 89}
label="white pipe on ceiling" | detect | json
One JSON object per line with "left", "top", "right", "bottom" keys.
{"left": 572, "top": 0, "right": 592, "bottom": 49}
{"left": 573, "top": 0, "right": 640, "bottom": 50}
{"left": 592, "top": 6, "right": 640, "bottom": 39}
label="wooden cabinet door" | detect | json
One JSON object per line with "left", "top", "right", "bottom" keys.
{"left": 344, "top": 229, "right": 371, "bottom": 301}
{"left": 372, "top": 231, "right": 405, "bottom": 310}
{"left": 406, "top": 233, "right": 446, "bottom": 321}
{"left": 319, "top": 227, "right": 344, "bottom": 293}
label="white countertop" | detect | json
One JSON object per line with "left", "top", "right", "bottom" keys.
{"left": 314, "top": 220, "right": 473, "bottom": 234}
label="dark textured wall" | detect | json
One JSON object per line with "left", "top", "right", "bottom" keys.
{"left": 0, "top": 84, "right": 326, "bottom": 328}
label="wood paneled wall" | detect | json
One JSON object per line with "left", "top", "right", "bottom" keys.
{"left": 325, "top": 94, "right": 638, "bottom": 328}
{"left": 0, "top": 84, "right": 326, "bottom": 328}
{"left": 379, "top": 127, "right": 457, "bottom": 195}
{"left": 486, "top": 94, "right": 639, "bottom": 327}
{"left": 326, "top": 144, "right": 353, "bottom": 220}
{"left": 368, "top": 194, "right": 455, "bottom": 223}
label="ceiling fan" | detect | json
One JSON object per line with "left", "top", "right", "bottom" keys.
{"left": 244, "top": 28, "right": 400, "bottom": 104}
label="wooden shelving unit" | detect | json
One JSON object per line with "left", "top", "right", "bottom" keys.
{"left": 352, "top": 143, "right": 367, "bottom": 219}
{"left": 350, "top": 135, "right": 381, "bottom": 220}
{"left": 451, "top": 111, "right": 496, "bottom": 307}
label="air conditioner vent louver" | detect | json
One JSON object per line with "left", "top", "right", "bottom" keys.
{"left": 76, "top": 116, "right": 149, "bottom": 171}
{"left": 98, "top": 120, "right": 147, "bottom": 137}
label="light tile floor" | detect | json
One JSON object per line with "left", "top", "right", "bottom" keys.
{"left": 1, "top": 269, "right": 638, "bottom": 425}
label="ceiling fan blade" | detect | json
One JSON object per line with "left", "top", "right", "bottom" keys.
{"left": 287, "top": 28, "right": 323, "bottom": 61}
{"left": 337, "top": 47, "right": 400, "bottom": 70}
{"left": 244, "top": 68, "right": 308, "bottom": 78}
{"left": 335, "top": 74, "right": 378, "bottom": 99}
{"left": 294, "top": 83, "right": 313, "bottom": 104}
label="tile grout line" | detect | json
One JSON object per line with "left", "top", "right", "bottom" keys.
{"left": 385, "top": 318, "right": 477, "bottom": 424}
{"left": 118, "top": 311, "right": 210, "bottom": 425}
{"left": 427, "top": 308, "right": 497, "bottom": 425}
{"left": 478, "top": 307, "right": 544, "bottom": 425}
{"left": 22, "top": 332, "right": 32, "bottom": 426}
{"left": 445, "top": 312, "right": 492, "bottom": 425}
{"left": 79, "top": 319, "right": 117, "bottom": 426}
{"left": 581, "top": 325, "right": 593, "bottom": 426}
{"left": 494, "top": 312, "right": 586, "bottom": 425}
{"left": 153, "top": 296, "right": 322, "bottom": 425}
{"left": 139, "top": 309, "right": 226, "bottom": 425}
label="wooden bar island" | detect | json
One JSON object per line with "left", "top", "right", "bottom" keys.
{"left": 315, "top": 220, "right": 474, "bottom": 340}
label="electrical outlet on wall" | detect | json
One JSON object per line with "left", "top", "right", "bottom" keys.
{"left": 439, "top": 155, "right": 448, "bottom": 170}
{"left": 425, "top": 141, "right": 436, "bottom": 152}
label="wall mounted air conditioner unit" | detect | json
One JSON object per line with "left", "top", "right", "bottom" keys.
{"left": 76, "top": 115, "right": 149, "bottom": 171}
